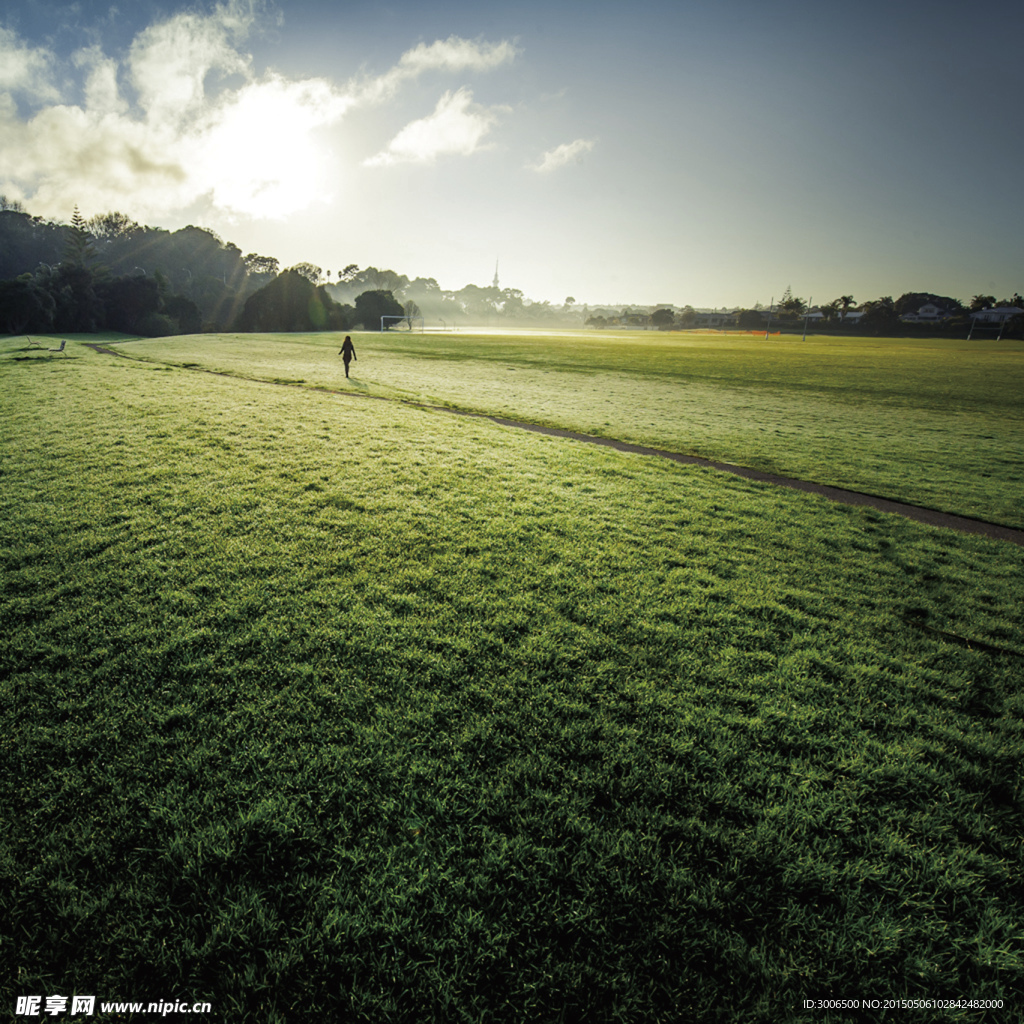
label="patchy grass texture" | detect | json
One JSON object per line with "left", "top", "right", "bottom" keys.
{"left": 116, "top": 329, "right": 1024, "bottom": 528}
{"left": 0, "top": 336, "right": 1022, "bottom": 1023}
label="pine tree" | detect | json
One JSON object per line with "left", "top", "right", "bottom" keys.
{"left": 55, "top": 206, "right": 103, "bottom": 330}
{"left": 62, "top": 205, "right": 98, "bottom": 268}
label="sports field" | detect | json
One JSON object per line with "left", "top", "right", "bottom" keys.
{"left": 96, "top": 328, "right": 1024, "bottom": 528}
{"left": 1, "top": 331, "right": 1021, "bottom": 1023}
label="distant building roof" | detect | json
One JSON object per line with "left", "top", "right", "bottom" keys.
{"left": 971, "top": 306, "right": 1023, "bottom": 322}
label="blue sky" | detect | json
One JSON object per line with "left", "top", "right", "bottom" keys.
{"left": 2, "top": 0, "right": 1021, "bottom": 307}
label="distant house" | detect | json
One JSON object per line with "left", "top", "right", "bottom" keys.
{"left": 695, "top": 310, "right": 739, "bottom": 328}
{"left": 900, "top": 303, "right": 954, "bottom": 323}
{"left": 804, "top": 309, "right": 865, "bottom": 326}
{"left": 621, "top": 311, "right": 651, "bottom": 327}
{"left": 970, "top": 306, "right": 1023, "bottom": 324}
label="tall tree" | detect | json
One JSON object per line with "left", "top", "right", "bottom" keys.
{"left": 87, "top": 211, "right": 140, "bottom": 239}
{"left": 100, "top": 275, "right": 161, "bottom": 333}
{"left": 163, "top": 294, "right": 203, "bottom": 334}
{"left": 860, "top": 296, "right": 898, "bottom": 335}
{"left": 62, "top": 206, "right": 98, "bottom": 268}
{"left": 778, "top": 288, "right": 807, "bottom": 316}
{"left": 499, "top": 287, "right": 525, "bottom": 318}
{"left": 288, "top": 262, "right": 322, "bottom": 285}
{"left": 0, "top": 275, "right": 55, "bottom": 333}
{"left": 235, "top": 270, "right": 349, "bottom": 332}
{"left": 355, "top": 289, "right": 404, "bottom": 329}
{"left": 457, "top": 283, "right": 500, "bottom": 319}
{"left": 362, "top": 267, "right": 406, "bottom": 293}
{"left": 244, "top": 253, "right": 280, "bottom": 277}
{"left": 52, "top": 264, "right": 104, "bottom": 331}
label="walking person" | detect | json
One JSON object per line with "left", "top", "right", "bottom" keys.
{"left": 339, "top": 335, "right": 357, "bottom": 378}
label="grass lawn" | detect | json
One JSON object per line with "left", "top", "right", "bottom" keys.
{"left": 101, "top": 328, "right": 1024, "bottom": 530}
{"left": 1, "top": 336, "right": 1022, "bottom": 1023}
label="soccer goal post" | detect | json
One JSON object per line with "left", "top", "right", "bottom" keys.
{"left": 380, "top": 315, "right": 425, "bottom": 332}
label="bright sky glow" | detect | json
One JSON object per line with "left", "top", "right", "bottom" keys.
{"left": 1, "top": 0, "right": 1021, "bottom": 307}
{"left": 192, "top": 76, "right": 350, "bottom": 217}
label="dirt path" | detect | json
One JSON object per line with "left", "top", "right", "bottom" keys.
{"left": 444, "top": 409, "right": 1024, "bottom": 545}
{"left": 84, "top": 342, "right": 1024, "bottom": 546}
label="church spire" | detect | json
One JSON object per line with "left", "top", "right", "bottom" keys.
{"left": 492, "top": 259, "right": 499, "bottom": 290}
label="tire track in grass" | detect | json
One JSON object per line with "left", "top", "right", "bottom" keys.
{"left": 84, "top": 341, "right": 1024, "bottom": 546}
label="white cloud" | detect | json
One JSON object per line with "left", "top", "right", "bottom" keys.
{"left": 0, "top": 27, "right": 60, "bottom": 102}
{"left": 0, "top": 12, "right": 517, "bottom": 221}
{"left": 0, "top": 99, "right": 190, "bottom": 219}
{"left": 357, "top": 35, "right": 517, "bottom": 105}
{"left": 531, "top": 137, "right": 596, "bottom": 173}
{"left": 397, "top": 36, "right": 518, "bottom": 75}
{"left": 74, "top": 46, "right": 128, "bottom": 116}
{"left": 0, "top": 5, "right": 351, "bottom": 221}
{"left": 364, "top": 88, "right": 503, "bottom": 167}
{"left": 128, "top": 2, "right": 254, "bottom": 125}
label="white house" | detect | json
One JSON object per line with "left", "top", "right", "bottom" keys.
{"left": 970, "top": 306, "right": 1023, "bottom": 324}
{"left": 802, "top": 308, "right": 866, "bottom": 325}
{"left": 900, "top": 303, "right": 954, "bottom": 323}
{"left": 841, "top": 310, "right": 865, "bottom": 324}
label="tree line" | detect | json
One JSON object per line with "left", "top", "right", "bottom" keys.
{"left": 0, "top": 203, "right": 583, "bottom": 336}
{"left": 0, "top": 205, "right": 410, "bottom": 336}
{"left": 2, "top": 202, "right": 1020, "bottom": 337}
{"left": 761, "top": 286, "right": 1024, "bottom": 336}
{"left": 589, "top": 287, "right": 1024, "bottom": 338}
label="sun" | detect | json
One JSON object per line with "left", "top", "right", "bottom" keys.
{"left": 191, "top": 76, "right": 348, "bottom": 219}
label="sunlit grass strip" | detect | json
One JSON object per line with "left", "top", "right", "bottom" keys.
{"left": 1, "top": 345, "right": 1022, "bottom": 1022}
{"left": 91, "top": 329, "right": 1024, "bottom": 529}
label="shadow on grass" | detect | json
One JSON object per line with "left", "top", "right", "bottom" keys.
{"left": 8, "top": 354, "right": 80, "bottom": 362}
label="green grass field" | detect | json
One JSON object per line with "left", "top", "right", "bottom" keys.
{"left": 99, "top": 328, "right": 1024, "bottom": 529}
{"left": 1, "top": 333, "right": 1022, "bottom": 1023}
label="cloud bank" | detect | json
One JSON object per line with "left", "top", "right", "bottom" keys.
{"left": 0, "top": 6, "right": 516, "bottom": 221}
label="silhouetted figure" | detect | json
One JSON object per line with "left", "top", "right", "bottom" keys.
{"left": 339, "top": 335, "right": 357, "bottom": 378}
